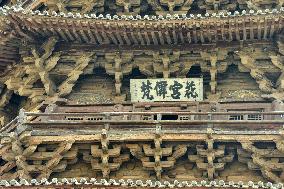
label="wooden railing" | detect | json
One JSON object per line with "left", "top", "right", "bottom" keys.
{"left": 21, "top": 111, "right": 284, "bottom": 129}
{"left": 23, "top": 111, "right": 284, "bottom": 117}
{"left": 1, "top": 111, "right": 284, "bottom": 135}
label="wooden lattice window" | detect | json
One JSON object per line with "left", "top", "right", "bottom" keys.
{"left": 179, "top": 115, "right": 190, "bottom": 120}
{"left": 87, "top": 117, "right": 104, "bottom": 121}
{"left": 247, "top": 114, "right": 262, "bottom": 120}
{"left": 228, "top": 109, "right": 264, "bottom": 120}
{"left": 142, "top": 115, "right": 154, "bottom": 120}
{"left": 65, "top": 117, "right": 84, "bottom": 121}
{"left": 229, "top": 115, "right": 244, "bottom": 120}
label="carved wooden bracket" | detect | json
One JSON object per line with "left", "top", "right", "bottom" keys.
{"left": 0, "top": 139, "right": 16, "bottom": 180}
{"left": 189, "top": 139, "right": 233, "bottom": 179}
{"left": 237, "top": 50, "right": 275, "bottom": 94}
{"left": 91, "top": 129, "right": 129, "bottom": 178}
{"left": 0, "top": 131, "right": 76, "bottom": 181}
{"left": 127, "top": 130, "right": 187, "bottom": 180}
{"left": 148, "top": 0, "right": 193, "bottom": 15}
{"left": 238, "top": 141, "right": 284, "bottom": 183}
{"left": 115, "top": 0, "right": 141, "bottom": 15}
{"left": 29, "top": 0, "right": 105, "bottom": 14}
{"left": 5, "top": 36, "right": 61, "bottom": 103}
{"left": 105, "top": 52, "right": 133, "bottom": 96}
{"left": 267, "top": 55, "right": 284, "bottom": 100}
{"left": 200, "top": 51, "right": 228, "bottom": 94}
{"left": 152, "top": 51, "right": 180, "bottom": 78}
{"left": 0, "top": 87, "right": 13, "bottom": 127}
{"left": 57, "top": 53, "right": 94, "bottom": 97}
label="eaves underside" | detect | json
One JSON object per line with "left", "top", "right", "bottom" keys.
{"left": 0, "top": 6, "right": 282, "bottom": 74}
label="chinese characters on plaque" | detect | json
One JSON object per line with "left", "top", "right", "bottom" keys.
{"left": 130, "top": 78, "right": 203, "bottom": 102}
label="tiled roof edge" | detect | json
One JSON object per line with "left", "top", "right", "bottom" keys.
{"left": 0, "top": 5, "right": 283, "bottom": 21}
{"left": 0, "top": 178, "right": 283, "bottom": 188}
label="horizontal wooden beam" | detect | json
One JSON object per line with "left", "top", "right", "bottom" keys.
{"left": 25, "top": 134, "right": 282, "bottom": 145}
{"left": 56, "top": 40, "right": 275, "bottom": 52}
{"left": 25, "top": 111, "right": 284, "bottom": 116}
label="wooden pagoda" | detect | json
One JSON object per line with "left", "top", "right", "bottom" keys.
{"left": 0, "top": 0, "right": 284, "bottom": 188}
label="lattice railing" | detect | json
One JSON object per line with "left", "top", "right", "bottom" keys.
{"left": 15, "top": 111, "right": 284, "bottom": 132}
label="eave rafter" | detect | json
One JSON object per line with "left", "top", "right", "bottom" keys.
{"left": 0, "top": 6, "right": 283, "bottom": 46}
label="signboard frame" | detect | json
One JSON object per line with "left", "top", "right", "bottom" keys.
{"left": 130, "top": 78, "right": 203, "bottom": 102}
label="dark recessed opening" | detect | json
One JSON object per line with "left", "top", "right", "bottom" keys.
{"left": 187, "top": 65, "right": 202, "bottom": 78}
{"left": 0, "top": 0, "right": 8, "bottom": 6}
{"left": 153, "top": 115, "right": 157, "bottom": 120}
{"left": 36, "top": 3, "right": 47, "bottom": 11}
{"left": 161, "top": 115, "right": 178, "bottom": 120}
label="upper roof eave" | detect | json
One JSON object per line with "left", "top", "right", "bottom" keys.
{"left": 0, "top": 5, "right": 283, "bottom": 75}
{"left": 0, "top": 6, "right": 282, "bottom": 46}
{"left": 1, "top": 5, "right": 283, "bottom": 23}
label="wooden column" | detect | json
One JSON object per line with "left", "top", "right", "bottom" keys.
{"left": 209, "top": 55, "right": 217, "bottom": 94}
{"left": 162, "top": 56, "right": 170, "bottom": 78}
{"left": 114, "top": 56, "right": 123, "bottom": 96}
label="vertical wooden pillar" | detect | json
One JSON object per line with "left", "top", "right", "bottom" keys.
{"left": 114, "top": 57, "right": 122, "bottom": 96}
{"left": 209, "top": 55, "right": 217, "bottom": 94}
{"left": 162, "top": 56, "right": 170, "bottom": 78}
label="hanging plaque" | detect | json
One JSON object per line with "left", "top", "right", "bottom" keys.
{"left": 130, "top": 78, "right": 203, "bottom": 102}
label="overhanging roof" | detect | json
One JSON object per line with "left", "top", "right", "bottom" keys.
{"left": 0, "top": 6, "right": 283, "bottom": 45}
{"left": 0, "top": 6, "right": 283, "bottom": 73}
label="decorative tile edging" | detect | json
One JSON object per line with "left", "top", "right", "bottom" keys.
{"left": 0, "top": 178, "right": 283, "bottom": 188}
